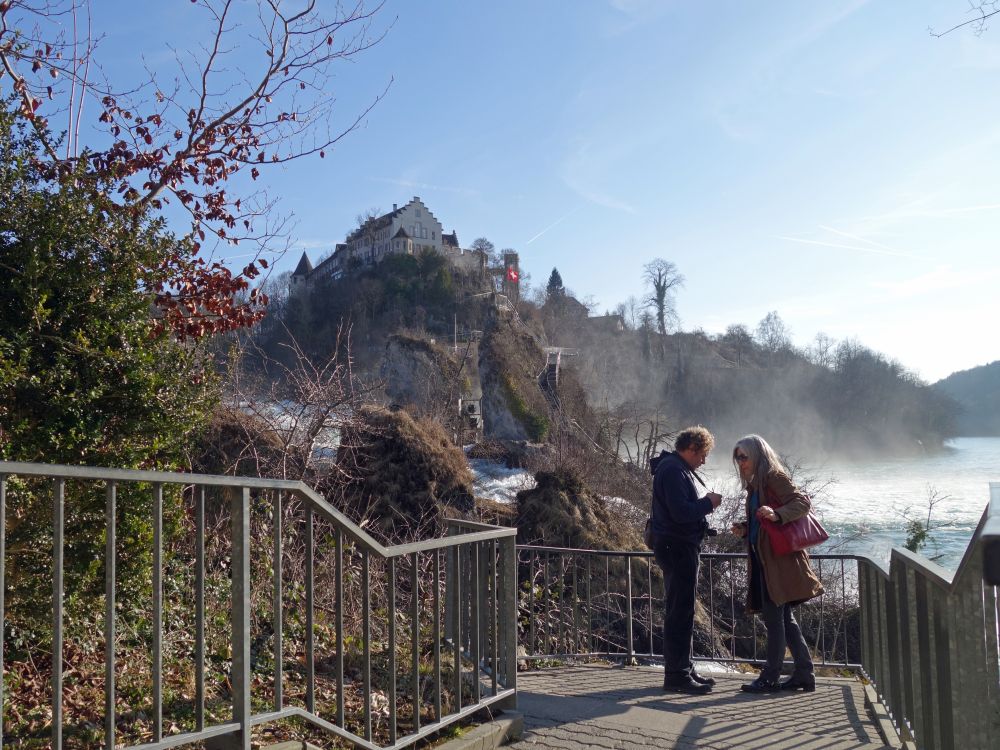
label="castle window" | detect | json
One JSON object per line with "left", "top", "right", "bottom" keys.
{"left": 415, "top": 208, "right": 421, "bottom": 217}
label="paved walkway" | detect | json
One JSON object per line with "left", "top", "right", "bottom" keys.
{"left": 509, "top": 665, "right": 891, "bottom": 749}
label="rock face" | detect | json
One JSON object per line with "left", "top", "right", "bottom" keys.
{"left": 478, "top": 352, "right": 532, "bottom": 441}
{"left": 381, "top": 334, "right": 461, "bottom": 415}
{"left": 479, "top": 319, "right": 550, "bottom": 442}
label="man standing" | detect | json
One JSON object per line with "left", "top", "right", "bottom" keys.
{"left": 649, "top": 426, "right": 723, "bottom": 694}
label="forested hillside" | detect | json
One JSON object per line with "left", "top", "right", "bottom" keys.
{"left": 249, "top": 254, "right": 958, "bottom": 459}
{"left": 531, "top": 295, "right": 955, "bottom": 458}
{"left": 934, "top": 361, "right": 1000, "bottom": 436}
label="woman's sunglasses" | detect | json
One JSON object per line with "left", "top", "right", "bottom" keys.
{"left": 734, "top": 453, "right": 749, "bottom": 463}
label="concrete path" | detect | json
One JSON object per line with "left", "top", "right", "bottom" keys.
{"left": 508, "top": 665, "right": 891, "bottom": 749}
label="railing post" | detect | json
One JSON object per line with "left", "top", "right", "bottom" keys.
{"left": 497, "top": 536, "right": 517, "bottom": 709}
{"left": 153, "top": 483, "right": 163, "bottom": 742}
{"left": 231, "top": 487, "right": 252, "bottom": 750}
{"left": 0, "top": 474, "right": 6, "bottom": 745}
{"left": 104, "top": 483, "right": 116, "bottom": 750}
{"left": 444, "top": 526, "right": 457, "bottom": 643}
{"left": 625, "top": 556, "right": 634, "bottom": 662}
{"left": 52, "top": 478, "right": 64, "bottom": 750}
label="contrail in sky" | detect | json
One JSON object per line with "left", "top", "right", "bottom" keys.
{"left": 818, "top": 225, "right": 910, "bottom": 255}
{"left": 774, "top": 235, "right": 922, "bottom": 259}
{"left": 526, "top": 206, "right": 583, "bottom": 245}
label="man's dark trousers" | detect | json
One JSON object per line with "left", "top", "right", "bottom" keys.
{"left": 654, "top": 537, "right": 701, "bottom": 680}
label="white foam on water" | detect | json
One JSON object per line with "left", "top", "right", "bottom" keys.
{"left": 469, "top": 458, "right": 535, "bottom": 505}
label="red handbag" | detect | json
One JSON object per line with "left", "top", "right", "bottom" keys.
{"left": 761, "top": 511, "right": 828, "bottom": 556}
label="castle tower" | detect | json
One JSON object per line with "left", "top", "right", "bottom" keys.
{"left": 502, "top": 250, "right": 520, "bottom": 304}
{"left": 290, "top": 251, "right": 313, "bottom": 295}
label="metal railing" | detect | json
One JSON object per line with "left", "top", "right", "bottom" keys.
{"left": 516, "top": 547, "right": 861, "bottom": 669}
{"left": 856, "top": 482, "right": 1000, "bottom": 749}
{"left": 517, "top": 481, "right": 1000, "bottom": 750}
{"left": 0, "top": 461, "right": 517, "bottom": 750}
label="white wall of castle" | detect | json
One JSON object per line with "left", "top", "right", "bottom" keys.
{"left": 348, "top": 198, "right": 445, "bottom": 263}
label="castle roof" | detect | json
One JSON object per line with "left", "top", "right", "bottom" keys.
{"left": 345, "top": 205, "right": 405, "bottom": 243}
{"left": 292, "top": 252, "right": 313, "bottom": 276}
{"left": 393, "top": 226, "right": 411, "bottom": 239}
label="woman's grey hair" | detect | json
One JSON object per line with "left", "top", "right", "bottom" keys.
{"left": 733, "top": 434, "right": 789, "bottom": 495}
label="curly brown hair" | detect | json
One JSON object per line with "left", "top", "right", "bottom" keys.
{"left": 675, "top": 425, "right": 715, "bottom": 454}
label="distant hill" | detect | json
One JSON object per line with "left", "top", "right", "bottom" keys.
{"left": 934, "top": 361, "right": 1000, "bottom": 436}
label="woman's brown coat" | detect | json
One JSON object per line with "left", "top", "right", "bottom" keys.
{"left": 744, "top": 471, "right": 824, "bottom": 612}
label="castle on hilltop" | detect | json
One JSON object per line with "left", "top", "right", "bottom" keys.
{"left": 291, "top": 197, "right": 480, "bottom": 294}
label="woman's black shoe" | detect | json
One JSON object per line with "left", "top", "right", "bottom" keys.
{"left": 740, "top": 677, "right": 781, "bottom": 693}
{"left": 691, "top": 670, "right": 716, "bottom": 687}
{"left": 779, "top": 675, "right": 816, "bottom": 692}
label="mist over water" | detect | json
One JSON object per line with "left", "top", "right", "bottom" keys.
{"left": 468, "top": 439, "right": 999, "bottom": 572}
{"left": 700, "top": 437, "right": 1000, "bottom": 571}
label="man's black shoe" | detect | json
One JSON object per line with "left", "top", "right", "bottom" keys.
{"left": 740, "top": 676, "right": 781, "bottom": 694}
{"left": 663, "top": 676, "right": 712, "bottom": 694}
{"left": 690, "top": 670, "right": 716, "bottom": 687}
{"left": 779, "top": 675, "right": 816, "bottom": 692}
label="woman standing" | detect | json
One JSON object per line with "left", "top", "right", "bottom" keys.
{"left": 731, "top": 434, "right": 824, "bottom": 693}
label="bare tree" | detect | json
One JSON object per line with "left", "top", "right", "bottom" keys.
{"left": 930, "top": 1, "right": 1000, "bottom": 36}
{"left": 350, "top": 206, "right": 384, "bottom": 264}
{"left": 755, "top": 310, "right": 792, "bottom": 361}
{"left": 222, "top": 322, "right": 379, "bottom": 482}
{"left": 808, "top": 332, "right": 837, "bottom": 369}
{"left": 722, "top": 323, "right": 754, "bottom": 367}
{"left": 897, "top": 485, "right": 955, "bottom": 561}
{"left": 619, "top": 295, "right": 643, "bottom": 330}
{"left": 0, "top": 0, "right": 392, "bottom": 338}
{"left": 470, "top": 236, "right": 499, "bottom": 264}
{"left": 642, "top": 258, "right": 684, "bottom": 336}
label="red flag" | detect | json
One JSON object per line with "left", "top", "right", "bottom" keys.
{"left": 506, "top": 266, "right": 519, "bottom": 283}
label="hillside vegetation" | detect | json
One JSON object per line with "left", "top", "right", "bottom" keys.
{"left": 251, "top": 252, "right": 958, "bottom": 460}
{"left": 934, "top": 361, "right": 1000, "bottom": 436}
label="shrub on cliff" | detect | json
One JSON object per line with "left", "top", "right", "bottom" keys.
{"left": 515, "top": 468, "right": 641, "bottom": 550}
{"left": 337, "top": 405, "right": 475, "bottom": 540}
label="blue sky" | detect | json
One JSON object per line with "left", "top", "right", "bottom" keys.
{"left": 67, "top": 2, "right": 1000, "bottom": 380}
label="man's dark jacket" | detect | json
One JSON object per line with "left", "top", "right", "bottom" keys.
{"left": 649, "top": 450, "right": 713, "bottom": 544}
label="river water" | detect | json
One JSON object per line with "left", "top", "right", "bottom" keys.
{"left": 470, "top": 438, "right": 1000, "bottom": 572}
{"left": 691, "top": 437, "right": 1000, "bottom": 572}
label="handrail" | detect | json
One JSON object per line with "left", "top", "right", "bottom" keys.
{"left": 0, "top": 460, "right": 519, "bottom": 750}
{"left": 854, "top": 484, "right": 1000, "bottom": 749}
{"left": 980, "top": 482, "right": 1000, "bottom": 584}
{"left": 0, "top": 460, "right": 514, "bottom": 559}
